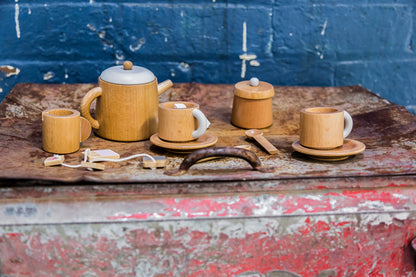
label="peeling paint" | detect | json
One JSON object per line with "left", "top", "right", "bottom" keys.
{"left": 15, "top": 0, "right": 20, "bottom": 39}
{"left": 43, "top": 71, "right": 55, "bottom": 81}
{"left": 129, "top": 38, "right": 146, "bottom": 52}
{"left": 179, "top": 62, "right": 190, "bottom": 71}
{"left": 115, "top": 50, "right": 124, "bottom": 61}
{"left": 321, "top": 19, "right": 328, "bottom": 35}
{"left": 5, "top": 104, "right": 26, "bottom": 118}
{"left": 240, "top": 21, "right": 248, "bottom": 78}
{"left": 240, "top": 22, "right": 260, "bottom": 78}
{"left": 0, "top": 65, "right": 20, "bottom": 77}
{"left": 249, "top": 60, "right": 260, "bottom": 66}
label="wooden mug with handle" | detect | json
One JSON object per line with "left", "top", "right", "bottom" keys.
{"left": 42, "top": 108, "right": 91, "bottom": 154}
{"left": 300, "top": 107, "right": 353, "bottom": 150}
{"left": 158, "top": 102, "right": 211, "bottom": 142}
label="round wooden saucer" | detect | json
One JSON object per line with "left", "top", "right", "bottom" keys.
{"left": 150, "top": 133, "right": 218, "bottom": 153}
{"left": 292, "top": 139, "right": 365, "bottom": 161}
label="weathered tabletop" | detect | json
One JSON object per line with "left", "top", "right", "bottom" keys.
{"left": 1, "top": 83, "right": 416, "bottom": 276}
{"left": 1, "top": 83, "right": 416, "bottom": 188}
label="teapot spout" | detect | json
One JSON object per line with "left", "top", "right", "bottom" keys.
{"left": 158, "top": 80, "right": 173, "bottom": 95}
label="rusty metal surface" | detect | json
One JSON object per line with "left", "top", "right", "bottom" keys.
{"left": 1, "top": 192, "right": 415, "bottom": 276}
{"left": 1, "top": 83, "right": 416, "bottom": 185}
{"left": 1, "top": 84, "right": 416, "bottom": 276}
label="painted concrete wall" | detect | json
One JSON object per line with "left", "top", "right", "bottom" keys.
{"left": 1, "top": 1, "right": 415, "bottom": 113}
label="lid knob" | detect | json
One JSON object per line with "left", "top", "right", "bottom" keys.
{"left": 249, "top": 77, "right": 259, "bottom": 87}
{"left": 123, "top": 61, "right": 133, "bottom": 70}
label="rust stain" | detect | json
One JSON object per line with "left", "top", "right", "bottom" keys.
{"left": 0, "top": 83, "right": 415, "bottom": 184}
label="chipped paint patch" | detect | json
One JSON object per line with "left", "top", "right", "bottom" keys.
{"left": 249, "top": 60, "right": 260, "bottom": 66}
{"left": 239, "top": 22, "right": 260, "bottom": 78}
{"left": 321, "top": 19, "right": 328, "bottom": 35}
{"left": 0, "top": 65, "right": 20, "bottom": 77}
{"left": 129, "top": 38, "right": 146, "bottom": 52}
{"left": 15, "top": 0, "right": 20, "bottom": 39}
{"left": 5, "top": 104, "right": 26, "bottom": 118}
{"left": 43, "top": 71, "right": 55, "bottom": 81}
{"left": 178, "top": 62, "right": 190, "bottom": 72}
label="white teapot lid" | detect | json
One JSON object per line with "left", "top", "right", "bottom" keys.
{"left": 100, "top": 61, "right": 156, "bottom": 85}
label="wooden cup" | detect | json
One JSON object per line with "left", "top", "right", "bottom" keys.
{"left": 300, "top": 107, "right": 353, "bottom": 150}
{"left": 158, "top": 102, "right": 210, "bottom": 142}
{"left": 42, "top": 108, "right": 91, "bottom": 154}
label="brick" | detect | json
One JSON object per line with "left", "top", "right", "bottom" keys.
{"left": 1, "top": 1, "right": 416, "bottom": 113}
{"left": 272, "top": 4, "right": 413, "bottom": 60}
{"left": 0, "top": 3, "right": 119, "bottom": 61}
{"left": 336, "top": 59, "right": 416, "bottom": 106}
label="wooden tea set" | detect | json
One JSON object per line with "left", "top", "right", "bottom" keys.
{"left": 42, "top": 61, "right": 365, "bottom": 172}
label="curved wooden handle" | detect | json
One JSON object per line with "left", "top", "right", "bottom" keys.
{"left": 157, "top": 80, "right": 173, "bottom": 95}
{"left": 165, "top": 147, "right": 274, "bottom": 176}
{"left": 79, "top": 117, "right": 92, "bottom": 142}
{"left": 80, "top": 87, "right": 102, "bottom": 129}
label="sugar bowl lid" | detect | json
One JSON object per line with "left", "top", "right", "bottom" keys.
{"left": 234, "top": 77, "right": 275, "bottom": 100}
{"left": 100, "top": 61, "right": 156, "bottom": 85}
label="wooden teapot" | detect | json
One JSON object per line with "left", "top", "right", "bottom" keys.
{"left": 80, "top": 61, "right": 173, "bottom": 141}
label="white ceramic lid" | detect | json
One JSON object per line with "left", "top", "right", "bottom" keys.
{"left": 99, "top": 61, "right": 156, "bottom": 85}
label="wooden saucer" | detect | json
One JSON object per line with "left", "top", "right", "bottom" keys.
{"left": 150, "top": 133, "right": 218, "bottom": 153}
{"left": 292, "top": 139, "right": 365, "bottom": 161}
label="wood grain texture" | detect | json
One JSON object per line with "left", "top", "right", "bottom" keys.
{"left": 81, "top": 79, "right": 160, "bottom": 141}
{"left": 231, "top": 96, "right": 273, "bottom": 129}
{"left": 158, "top": 101, "right": 200, "bottom": 142}
{"left": 300, "top": 107, "right": 345, "bottom": 149}
{"left": 42, "top": 108, "right": 88, "bottom": 154}
{"left": 252, "top": 134, "right": 278, "bottom": 154}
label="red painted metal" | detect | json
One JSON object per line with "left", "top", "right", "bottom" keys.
{"left": 0, "top": 83, "right": 416, "bottom": 276}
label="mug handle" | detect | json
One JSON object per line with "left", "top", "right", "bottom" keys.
{"left": 343, "top": 111, "right": 353, "bottom": 138}
{"left": 192, "top": 109, "right": 211, "bottom": 139}
{"left": 79, "top": 117, "right": 92, "bottom": 142}
{"left": 80, "top": 87, "right": 102, "bottom": 129}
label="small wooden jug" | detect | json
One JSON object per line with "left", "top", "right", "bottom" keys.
{"left": 80, "top": 61, "right": 172, "bottom": 141}
{"left": 231, "top": 77, "right": 275, "bottom": 129}
{"left": 42, "top": 108, "right": 91, "bottom": 154}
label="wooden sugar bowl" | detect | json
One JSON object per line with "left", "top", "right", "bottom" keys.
{"left": 231, "top": 77, "right": 275, "bottom": 129}
{"left": 80, "top": 61, "right": 173, "bottom": 141}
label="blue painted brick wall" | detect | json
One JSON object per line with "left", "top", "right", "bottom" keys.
{"left": 1, "top": 0, "right": 416, "bottom": 113}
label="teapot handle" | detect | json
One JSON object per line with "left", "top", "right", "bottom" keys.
{"left": 157, "top": 80, "right": 173, "bottom": 95}
{"left": 80, "top": 87, "right": 102, "bottom": 129}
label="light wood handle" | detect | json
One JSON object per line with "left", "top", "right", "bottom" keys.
{"left": 157, "top": 80, "right": 173, "bottom": 95}
{"left": 253, "top": 134, "right": 278, "bottom": 154}
{"left": 80, "top": 87, "right": 102, "bottom": 129}
{"left": 79, "top": 117, "right": 91, "bottom": 142}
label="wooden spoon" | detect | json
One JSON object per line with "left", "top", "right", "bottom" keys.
{"left": 245, "top": 129, "right": 278, "bottom": 154}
